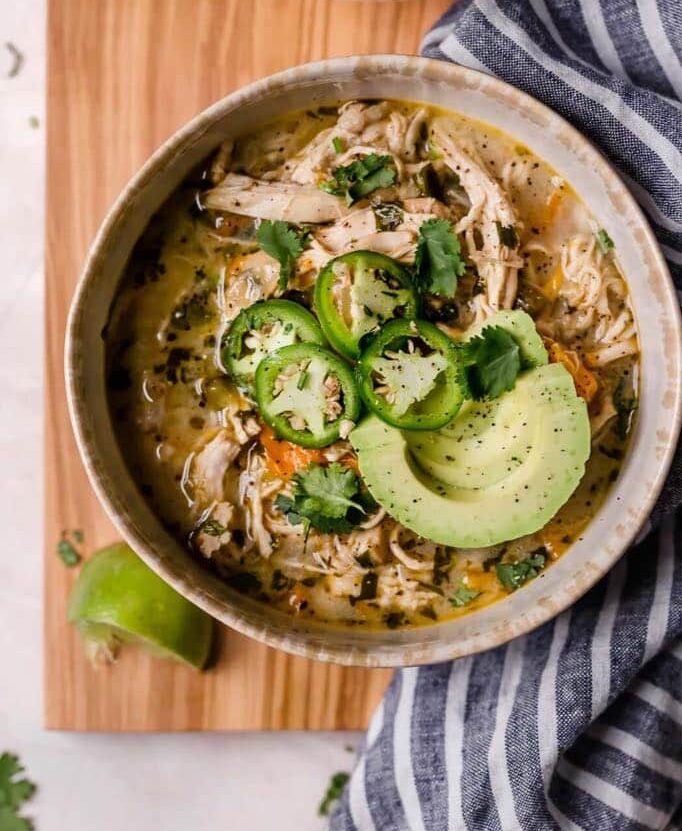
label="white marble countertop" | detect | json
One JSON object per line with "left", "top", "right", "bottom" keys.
{"left": 0, "top": 2, "right": 362, "bottom": 827}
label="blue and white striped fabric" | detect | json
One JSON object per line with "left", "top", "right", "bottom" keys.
{"left": 330, "top": 2, "right": 682, "bottom": 828}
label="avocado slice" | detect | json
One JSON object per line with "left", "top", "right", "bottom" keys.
{"left": 350, "top": 363, "right": 590, "bottom": 548}
{"left": 406, "top": 366, "right": 576, "bottom": 489}
{"left": 463, "top": 309, "right": 548, "bottom": 368}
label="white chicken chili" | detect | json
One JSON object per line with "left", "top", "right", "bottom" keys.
{"left": 106, "top": 100, "right": 638, "bottom": 629}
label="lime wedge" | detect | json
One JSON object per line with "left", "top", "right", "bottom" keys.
{"left": 68, "top": 543, "right": 213, "bottom": 670}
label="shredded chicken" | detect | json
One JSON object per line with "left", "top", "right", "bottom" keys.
{"left": 189, "top": 430, "right": 243, "bottom": 504}
{"left": 285, "top": 101, "right": 392, "bottom": 184}
{"left": 239, "top": 451, "right": 281, "bottom": 558}
{"left": 537, "top": 234, "right": 638, "bottom": 365}
{"left": 431, "top": 117, "right": 521, "bottom": 313}
{"left": 209, "top": 140, "right": 234, "bottom": 185}
{"left": 195, "top": 502, "right": 234, "bottom": 558}
{"left": 322, "top": 440, "right": 354, "bottom": 462}
{"left": 388, "top": 525, "right": 438, "bottom": 572}
{"left": 590, "top": 393, "right": 618, "bottom": 437}
{"left": 374, "top": 564, "right": 436, "bottom": 613}
{"left": 204, "top": 172, "right": 349, "bottom": 224}
{"left": 402, "top": 196, "right": 450, "bottom": 217}
{"left": 313, "top": 205, "right": 440, "bottom": 262}
{"left": 323, "top": 374, "right": 342, "bottom": 420}
{"left": 218, "top": 250, "right": 280, "bottom": 321}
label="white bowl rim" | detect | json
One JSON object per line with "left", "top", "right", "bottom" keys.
{"left": 65, "top": 54, "right": 682, "bottom": 667}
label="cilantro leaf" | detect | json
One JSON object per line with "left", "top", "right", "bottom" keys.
{"left": 414, "top": 218, "right": 466, "bottom": 297}
{"left": 496, "top": 551, "right": 546, "bottom": 590}
{"left": 350, "top": 571, "right": 379, "bottom": 606}
{"left": 200, "top": 519, "right": 228, "bottom": 537}
{"left": 373, "top": 202, "right": 404, "bottom": 232}
{"left": 293, "top": 463, "right": 362, "bottom": 516}
{"left": 319, "top": 771, "right": 350, "bottom": 816}
{"left": 256, "top": 220, "right": 304, "bottom": 291}
{"left": 331, "top": 136, "right": 345, "bottom": 154}
{"left": 596, "top": 228, "right": 614, "bottom": 253}
{"left": 449, "top": 585, "right": 481, "bottom": 608}
{"left": 275, "top": 462, "right": 367, "bottom": 534}
{"left": 320, "top": 154, "right": 396, "bottom": 205}
{"left": 57, "top": 531, "right": 82, "bottom": 567}
{"left": 459, "top": 325, "right": 521, "bottom": 400}
{"left": 613, "top": 377, "right": 638, "bottom": 440}
{"left": 0, "top": 752, "right": 36, "bottom": 831}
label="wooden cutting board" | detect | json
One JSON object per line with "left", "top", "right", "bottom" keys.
{"left": 44, "top": 0, "right": 452, "bottom": 731}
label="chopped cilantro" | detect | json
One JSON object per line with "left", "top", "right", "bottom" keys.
{"left": 596, "top": 228, "right": 614, "bottom": 253}
{"left": 373, "top": 202, "right": 404, "bottom": 232}
{"left": 414, "top": 218, "right": 466, "bottom": 297}
{"left": 450, "top": 585, "right": 481, "bottom": 607}
{"left": 57, "top": 531, "right": 82, "bottom": 567}
{"left": 275, "top": 462, "right": 371, "bottom": 534}
{"left": 201, "top": 519, "right": 227, "bottom": 537}
{"left": 226, "top": 572, "right": 261, "bottom": 594}
{"left": 496, "top": 223, "right": 518, "bottom": 248}
{"left": 319, "top": 771, "right": 350, "bottom": 816}
{"left": 459, "top": 325, "right": 521, "bottom": 400}
{"left": 0, "top": 752, "right": 37, "bottom": 831}
{"left": 426, "top": 140, "right": 441, "bottom": 160}
{"left": 614, "top": 377, "right": 638, "bottom": 440}
{"left": 320, "top": 154, "right": 396, "bottom": 205}
{"left": 496, "top": 551, "right": 546, "bottom": 590}
{"left": 256, "top": 219, "right": 304, "bottom": 291}
{"left": 271, "top": 569, "right": 291, "bottom": 591}
{"left": 384, "top": 611, "right": 406, "bottom": 629}
{"left": 350, "top": 571, "right": 378, "bottom": 605}
{"left": 331, "top": 136, "right": 345, "bottom": 154}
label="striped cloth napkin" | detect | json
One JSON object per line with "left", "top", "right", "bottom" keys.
{"left": 330, "top": 1, "right": 682, "bottom": 829}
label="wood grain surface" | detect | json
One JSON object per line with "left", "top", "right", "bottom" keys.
{"left": 44, "top": 0, "right": 452, "bottom": 731}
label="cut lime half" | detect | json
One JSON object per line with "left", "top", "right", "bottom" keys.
{"left": 68, "top": 543, "right": 213, "bottom": 670}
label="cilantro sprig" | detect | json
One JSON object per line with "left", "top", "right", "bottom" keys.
{"left": 459, "top": 325, "right": 521, "bottom": 400}
{"left": 57, "top": 529, "right": 83, "bottom": 567}
{"left": 319, "top": 771, "right": 350, "bottom": 816}
{"left": 449, "top": 585, "right": 481, "bottom": 608}
{"left": 596, "top": 228, "right": 614, "bottom": 253}
{"left": 275, "top": 462, "right": 373, "bottom": 534}
{"left": 320, "top": 154, "right": 396, "bottom": 205}
{"left": 496, "top": 550, "right": 546, "bottom": 590}
{"left": 0, "top": 752, "right": 37, "bottom": 831}
{"left": 414, "top": 218, "right": 466, "bottom": 297}
{"left": 256, "top": 219, "right": 305, "bottom": 291}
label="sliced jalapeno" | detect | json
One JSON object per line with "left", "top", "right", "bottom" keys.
{"left": 356, "top": 319, "right": 464, "bottom": 431}
{"left": 221, "top": 299, "right": 325, "bottom": 389}
{"left": 314, "top": 251, "right": 418, "bottom": 360}
{"left": 254, "top": 344, "right": 360, "bottom": 448}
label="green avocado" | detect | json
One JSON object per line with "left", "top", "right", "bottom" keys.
{"left": 350, "top": 363, "right": 590, "bottom": 548}
{"left": 463, "top": 309, "right": 548, "bottom": 368}
{"left": 407, "top": 364, "right": 576, "bottom": 489}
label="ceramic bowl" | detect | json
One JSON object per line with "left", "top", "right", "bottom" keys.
{"left": 65, "top": 55, "right": 682, "bottom": 667}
